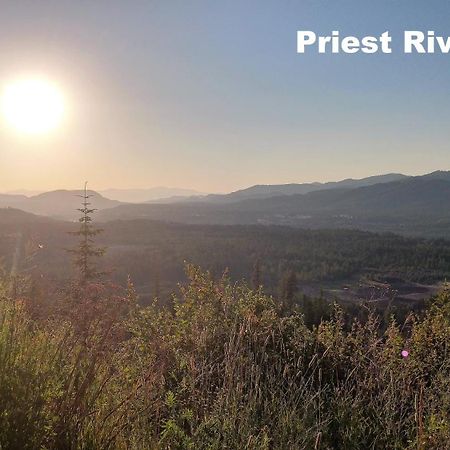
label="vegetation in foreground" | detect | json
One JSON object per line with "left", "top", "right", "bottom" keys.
{"left": 1, "top": 266, "right": 450, "bottom": 449}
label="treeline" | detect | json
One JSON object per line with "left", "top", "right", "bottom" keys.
{"left": 98, "top": 222, "right": 450, "bottom": 298}
{"left": 2, "top": 219, "right": 448, "bottom": 304}
{"left": 17, "top": 220, "right": 450, "bottom": 288}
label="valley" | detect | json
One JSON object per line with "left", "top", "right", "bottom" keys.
{"left": 1, "top": 208, "right": 448, "bottom": 314}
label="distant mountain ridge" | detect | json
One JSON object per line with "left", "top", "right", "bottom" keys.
{"left": 0, "top": 190, "right": 122, "bottom": 220}
{"left": 96, "top": 171, "right": 450, "bottom": 238}
{"left": 195, "top": 173, "right": 409, "bottom": 203}
{"left": 99, "top": 187, "right": 204, "bottom": 203}
{"left": 0, "top": 207, "right": 58, "bottom": 225}
{"left": 2, "top": 171, "right": 450, "bottom": 228}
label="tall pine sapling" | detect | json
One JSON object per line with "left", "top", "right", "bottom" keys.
{"left": 68, "top": 182, "right": 105, "bottom": 284}
{"left": 279, "top": 269, "right": 298, "bottom": 309}
{"left": 251, "top": 258, "right": 262, "bottom": 289}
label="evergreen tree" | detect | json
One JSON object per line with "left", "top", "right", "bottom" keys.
{"left": 251, "top": 258, "right": 262, "bottom": 289}
{"left": 279, "top": 269, "right": 298, "bottom": 307}
{"left": 68, "top": 182, "right": 105, "bottom": 284}
{"left": 152, "top": 266, "right": 161, "bottom": 299}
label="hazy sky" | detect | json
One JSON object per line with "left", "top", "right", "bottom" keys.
{"left": 0, "top": 0, "right": 449, "bottom": 193}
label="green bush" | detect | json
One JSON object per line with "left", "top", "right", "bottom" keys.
{"left": 1, "top": 268, "right": 450, "bottom": 449}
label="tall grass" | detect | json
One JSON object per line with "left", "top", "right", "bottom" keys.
{"left": 0, "top": 268, "right": 450, "bottom": 449}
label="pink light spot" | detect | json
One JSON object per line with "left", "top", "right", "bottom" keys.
{"left": 401, "top": 350, "right": 409, "bottom": 358}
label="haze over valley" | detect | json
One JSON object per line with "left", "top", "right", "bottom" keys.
{"left": 2, "top": 170, "right": 450, "bottom": 238}
{"left": 2, "top": 169, "right": 450, "bottom": 312}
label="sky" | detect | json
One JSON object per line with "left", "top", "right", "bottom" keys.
{"left": 0, "top": 0, "right": 449, "bottom": 193}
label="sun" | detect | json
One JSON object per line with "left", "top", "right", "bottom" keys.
{"left": 1, "top": 78, "right": 65, "bottom": 135}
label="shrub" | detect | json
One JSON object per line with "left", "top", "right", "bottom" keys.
{"left": 1, "top": 268, "right": 450, "bottom": 449}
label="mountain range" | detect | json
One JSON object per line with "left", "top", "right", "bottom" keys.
{"left": 0, "top": 187, "right": 205, "bottom": 218}
{"left": 2, "top": 171, "right": 450, "bottom": 237}
{"left": 98, "top": 187, "right": 204, "bottom": 203}
{"left": 195, "top": 173, "right": 409, "bottom": 203}
{"left": 95, "top": 171, "right": 450, "bottom": 237}
{"left": 0, "top": 190, "right": 121, "bottom": 220}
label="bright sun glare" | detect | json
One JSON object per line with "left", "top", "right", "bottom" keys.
{"left": 1, "top": 78, "right": 64, "bottom": 135}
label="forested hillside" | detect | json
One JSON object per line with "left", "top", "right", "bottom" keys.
{"left": 2, "top": 209, "right": 450, "bottom": 308}
{"left": 195, "top": 173, "right": 407, "bottom": 202}
{"left": 3, "top": 172, "right": 450, "bottom": 235}
{"left": 97, "top": 174, "right": 450, "bottom": 238}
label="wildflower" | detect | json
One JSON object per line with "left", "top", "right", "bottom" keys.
{"left": 401, "top": 350, "right": 409, "bottom": 358}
